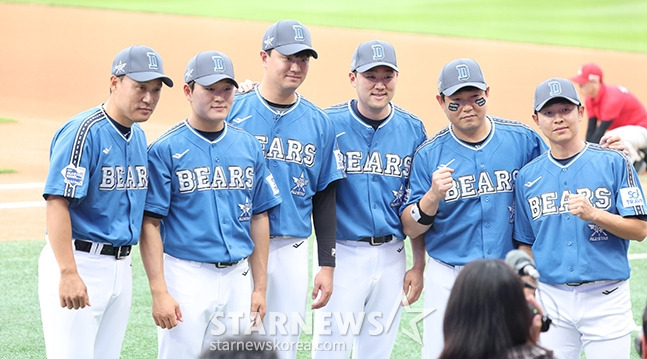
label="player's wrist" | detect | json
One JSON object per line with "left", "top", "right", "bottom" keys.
{"left": 411, "top": 201, "right": 435, "bottom": 225}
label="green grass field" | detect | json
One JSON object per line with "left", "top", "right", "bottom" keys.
{"left": 1, "top": 239, "right": 646, "bottom": 358}
{"left": 2, "top": 0, "right": 647, "bottom": 358}
{"left": 5, "top": 0, "right": 647, "bottom": 53}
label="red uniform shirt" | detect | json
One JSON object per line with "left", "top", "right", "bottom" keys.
{"left": 585, "top": 84, "right": 647, "bottom": 130}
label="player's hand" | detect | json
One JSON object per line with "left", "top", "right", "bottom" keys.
{"left": 250, "top": 290, "right": 266, "bottom": 327}
{"left": 152, "top": 291, "right": 183, "bottom": 329}
{"left": 237, "top": 79, "right": 258, "bottom": 94}
{"left": 600, "top": 134, "right": 630, "bottom": 156}
{"left": 59, "top": 272, "right": 90, "bottom": 310}
{"left": 526, "top": 294, "right": 544, "bottom": 344}
{"left": 428, "top": 167, "right": 454, "bottom": 202}
{"left": 402, "top": 266, "right": 424, "bottom": 306}
{"left": 566, "top": 193, "right": 597, "bottom": 221}
{"left": 311, "top": 266, "right": 334, "bottom": 309}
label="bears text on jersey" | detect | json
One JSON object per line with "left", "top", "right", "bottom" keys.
{"left": 99, "top": 165, "right": 148, "bottom": 190}
{"left": 445, "top": 169, "right": 517, "bottom": 201}
{"left": 526, "top": 187, "right": 612, "bottom": 220}
{"left": 254, "top": 135, "right": 316, "bottom": 167}
{"left": 176, "top": 166, "right": 255, "bottom": 193}
{"left": 343, "top": 150, "right": 412, "bottom": 178}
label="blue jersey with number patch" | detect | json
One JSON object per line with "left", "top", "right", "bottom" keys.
{"left": 514, "top": 143, "right": 646, "bottom": 284}
{"left": 327, "top": 101, "right": 427, "bottom": 240}
{"left": 403, "top": 116, "right": 547, "bottom": 265}
{"left": 145, "top": 121, "right": 282, "bottom": 263}
{"left": 227, "top": 88, "right": 345, "bottom": 238}
{"left": 43, "top": 105, "right": 148, "bottom": 247}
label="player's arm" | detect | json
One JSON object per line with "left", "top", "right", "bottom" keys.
{"left": 249, "top": 211, "right": 269, "bottom": 326}
{"left": 311, "top": 181, "right": 337, "bottom": 309}
{"left": 567, "top": 193, "right": 647, "bottom": 241}
{"left": 46, "top": 194, "right": 90, "bottom": 310}
{"left": 140, "top": 214, "right": 182, "bottom": 329}
{"left": 402, "top": 234, "right": 425, "bottom": 306}
{"left": 401, "top": 167, "right": 454, "bottom": 238}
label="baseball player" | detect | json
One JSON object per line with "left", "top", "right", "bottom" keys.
{"left": 311, "top": 40, "right": 427, "bottom": 358}
{"left": 570, "top": 63, "right": 647, "bottom": 173}
{"left": 38, "top": 45, "right": 173, "bottom": 359}
{"left": 139, "top": 51, "right": 282, "bottom": 359}
{"left": 514, "top": 77, "right": 647, "bottom": 359}
{"left": 227, "top": 20, "right": 344, "bottom": 359}
{"left": 399, "top": 58, "right": 549, "bottom": 359}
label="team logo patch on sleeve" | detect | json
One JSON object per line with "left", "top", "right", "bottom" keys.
{"left": 60, "top": 165, "right": 86, "bottom": 187}
{"left": 619, "top": 187, "right": 645, "bottom": 208}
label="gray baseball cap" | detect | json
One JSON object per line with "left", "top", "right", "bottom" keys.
{"left": 262, "top": 20, "right": 318, "bottom": 59}
{"left": 533, "top": 77, "right": 581, "bottom": 111}
{"left": 350, "top": 40, "right": 399, "bottom": 73}
{"left": 184, "top": 51, "right": 238, "bottom": 88}
{"left": 111, "top": 45, "right": 173, "bottom": 87}
{"left": 437, "top": 58, "right": 486, "bottom": 96}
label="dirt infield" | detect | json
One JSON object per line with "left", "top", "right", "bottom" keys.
{"left": 1, "top": 3, "right": 647, "bottom": 241}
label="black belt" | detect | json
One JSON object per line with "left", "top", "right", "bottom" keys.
{"left": 74, "top": 240, "right": 132, "bottom": 260}
{"left": 211, "top": 257, "right": 247, "bottom": 269}
{"left": 358, "top": 235, "right": 394, "bottom": 246}
{"left": 564, "top": 280, "right": 605, "bottom": 287}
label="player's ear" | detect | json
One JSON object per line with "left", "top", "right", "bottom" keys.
{"left": 184, "top": 83, "right": 193, "bottom": 100}
{"left": 435, "top": 94, "right": 444, "bottom": 106}
{"left": 109, "top": 75, "right": 121, "bottom": 93}
{"left": 532, "top": 113, "right": 540, "bottom": 126}
{"left": 349, "top": 71, "right": 357, "bottom": 87}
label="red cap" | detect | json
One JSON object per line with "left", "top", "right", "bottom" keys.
{"left": 571, "top": 63, "right": 603, "bottom": 84}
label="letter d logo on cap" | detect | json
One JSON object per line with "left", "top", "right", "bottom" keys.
{"left": 456, "top": 64, "right": 470, "bottom": 81}
{"left": 548, "top": 81, "right": 562, "bottom": 96}
{"left": 371, "top": 45, "right": 385, "bottom": 60}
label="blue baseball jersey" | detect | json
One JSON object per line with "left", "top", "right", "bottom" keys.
{"left": 43, "top": 105, "right": 148, "bottom": 247}
{"left": 227, "top": 88, "right": 345, "bottom": 238}
{"left": 327, "top": 101, "right": 427, "bottom": 240}
{"left": 514, "top": 144, "right": 647, "bottom": 284}
{"left": 145, "top": 121, "right": 282, "bottom": 263}
{"left": 403, "top": 116, "right": 548, "bottom": 265}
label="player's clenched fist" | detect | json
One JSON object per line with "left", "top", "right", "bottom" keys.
{"left": 427, "top": 167, "right": 455, "bottom": 202}
{"left": 567, "top": 193, "right": 597, "bottom": 221}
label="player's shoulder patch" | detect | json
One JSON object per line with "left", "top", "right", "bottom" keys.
{"left": 620, "top": 187, "right": 645, "bottom": 208}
